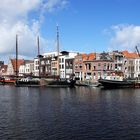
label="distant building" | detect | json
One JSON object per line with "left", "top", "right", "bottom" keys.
{"left": 6, "top": 59, "right": 24, "bottom": 76}
{"left": 0, "top": 61, "right": 5, "bottom": 76}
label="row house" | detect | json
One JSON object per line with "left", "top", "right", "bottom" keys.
{"left": 40, "top": 56, "right": 52, "bottom": 77}
{"left": 74, "top": 52, "right": 115, "bottom": 82}
{"left": 83, "top": 52, "right": 115, "bottom": 82}
{"left": 109, "top": 50, "right": 124, "bottom": 72}
{"left": 34, "top": 57, "right": 39, "bottom": 76}
{"left": 39, "top": 52, "right": 58, "bottom": 77}
{"left": 6, "top": 59, "right": 24, "bottom": 76}
{"left": 74, "top": 50, "right": 140, "bottom": 83}
{"left": 39, "top": 51, "right": 78, "bottom": 79}
{"left": 4, "top": 50, "right": 139, "bottom": 80}
{"left": 122, "top": 51, "right": 140, "bottom": 78}
{"left": 74, "top": 53, "right": 86, "bottom": 81}
{"left": 4, "top": 59, "right": 34, "bottom": 77}
{"left": 19, "top": 60, "right": 34, "bottom": 76}
{"left": 59, "top": 51, "right": 78, "bottom": 79}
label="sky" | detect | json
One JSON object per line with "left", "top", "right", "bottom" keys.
{"left": 0, "top": 0, "right": 140, "bottom": 63}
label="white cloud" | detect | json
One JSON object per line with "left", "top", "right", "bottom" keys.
{"left": 0, "top": 0, "right": 41, "bottom": 23}
{"left": 0, "top": 0, "right": 68, "bottom": 63}
{"left": 42, "top": 0, "right": 68, "bottom": 13}
{"left": 108, "top": 24, "right": 140, "bottom": 51}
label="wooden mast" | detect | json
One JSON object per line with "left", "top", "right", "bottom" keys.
{"left": 15, "top": 34, "right": 18, "bottom": 78}
{"left": 57, "top": 25, "right": 60, "bottom": 77}
{"left": 37, "top": 36, "right": 41, "bottom": 77}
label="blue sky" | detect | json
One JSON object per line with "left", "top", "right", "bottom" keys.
{"left": 39, "top": 0, "right": 140, "bottom": 53}
{"left": 38, "top": 0, "right": 140, "bottom": 53}
{"left": 0, "top": 0, "right": 140, "bottom": 63}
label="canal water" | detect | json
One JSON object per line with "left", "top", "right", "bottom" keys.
{"left": 0, "top": 86, "right": 140, "bottom": 140}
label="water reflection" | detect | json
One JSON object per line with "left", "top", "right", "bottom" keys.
{"left": 0, "top": 86, "right": 140, "bottom": 139}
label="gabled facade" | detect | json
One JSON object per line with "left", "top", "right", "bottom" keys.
{"left": 6, "top": 59, "right": 24, "bottom": 76}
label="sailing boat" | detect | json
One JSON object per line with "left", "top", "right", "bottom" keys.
{"left": 15, "top": 35, "right": 41, "bottom": 87}
{"left": 0, "top": 35, "right": 19, "bottom": 85}
{"left": 45, "top": 26, "right": 76, "bottom": 87}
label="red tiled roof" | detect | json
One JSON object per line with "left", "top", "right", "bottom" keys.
{"left": 11, "top": 59, "right": 24, "bottom": 71}
{"left": 83, "top": 53, "right": 96, "bottom": 61}
{"left": 88, "top": 53, "right": 96, "bottom": 60}
{"left": 122, "top": 51, "right": 139, "bottom": 58}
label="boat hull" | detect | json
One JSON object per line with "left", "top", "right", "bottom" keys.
{"left": 46, "top": 79, "right": 76, "bottom": 88}
{"left": 98, "top": 79, "right": 133, "bottom": 88}
{"left": 0, "top": 79, "right": 16, "bottom": 85}
{"left": 15, "top": 79, "right": 40, "bottom": 87}
{"left": 15, "top": 78, "right": 76, "bottom": 87}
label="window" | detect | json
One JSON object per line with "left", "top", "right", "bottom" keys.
{"left": 41, "top": 61, "right": 44, "bottom": 65}
{"left": 35, "top": 61, "right": 39, "bottom": 65}
{"left": 89, "top": 64, "right": 91, "bottom": 70}
{"left": 62, "top": 64, "right": 64, "bottom": 69}
{"left": 75, "top": 65, "right": 78, "bottom": 69}
{"left": 104, "top": 63, "right": 106, "bottom": 70}
{"left": 79, "top": 65, "right": 82, "bottom": 69}
{"left": 66, "top": 62, "right": 69, "bottom": 67}
{"left": 98, "top": 63, "right": 101, "bottom": 70}
{"left": 107, "top": 64, "right": 110, "bottom": 70}
{"left": 35, "top": 66, "right": 39, "bottom": 70}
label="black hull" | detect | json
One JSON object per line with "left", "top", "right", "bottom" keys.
{"left": 15, "top": 80, "right": 40, "bottom": 87}
{"left": 15, "top": 79, "right": 76, "bottom": 87}
{"left": 98, "top": 79, "right": 133, "bottom": 88}
{"left": 46, "top": 79, "right": 76, "bottom": 88}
